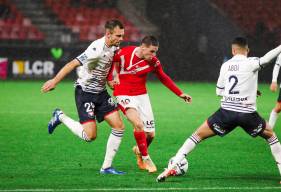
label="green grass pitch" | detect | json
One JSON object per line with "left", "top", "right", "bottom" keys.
{"left": 0, "top": 81, "right": 281, "bottom": 191}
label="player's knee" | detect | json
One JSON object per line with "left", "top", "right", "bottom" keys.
{"left": 134, "top": 122, "right": 144, "bottom": 131}
{"left": 87, "top": 132, "right": 97, "bottom": 141}
{"left": 113, "top": 120, "right": 125, "bottom": 130}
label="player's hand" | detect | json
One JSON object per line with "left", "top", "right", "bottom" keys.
{"left": 107, "top": 80, "right": 115, "bottom": 89}
{"left": 270, "top": 82, "right": 278, "bottom": 92}
{"left": 41, "top": 79, "right": 56, "bottom": 93}
{"left": 180, "top": 93, "right": 192, "bottom": 104}
{"left": 107, "top": 76, "right": 120, "bottom": 89}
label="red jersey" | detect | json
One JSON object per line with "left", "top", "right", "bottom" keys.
{"left": 107, "top": 46, "right": 183, "bottom": 96}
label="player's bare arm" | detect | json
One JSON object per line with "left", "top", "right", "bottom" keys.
{"left": 41, "top": 59, "right": 80, "bottom": 93}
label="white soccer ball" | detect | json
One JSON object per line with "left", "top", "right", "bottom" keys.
{"left": 168, "top": 156, "right": 188, "bottom": 176}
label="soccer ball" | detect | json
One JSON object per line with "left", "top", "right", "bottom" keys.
{"left": 168, "top": 156, "right": 188, "bottom": 176}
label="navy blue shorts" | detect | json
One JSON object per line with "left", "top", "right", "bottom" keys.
{"left": 207, "top": 108, "right": 266, "bottom": 137}
{"left": 75, "top": 86, "right": 118, "bottom": 123}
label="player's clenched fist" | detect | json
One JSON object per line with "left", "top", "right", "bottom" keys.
{"left": 180, "top": 93, "right": 192, "bottom": 104}
{"left": 41, "top": 79, "right": 56, "bottom": 93}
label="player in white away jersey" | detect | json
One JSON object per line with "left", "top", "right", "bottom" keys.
{"left": 41, "top": 19, "right": 126, "bottom": 174}
{"left": 157, "top": 37, "right": 281, "bottom": 183}
{"left": 269, "top": 54, "right": 281, "bottom": 129}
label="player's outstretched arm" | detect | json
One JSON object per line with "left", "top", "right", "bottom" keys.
{"left": 259, "top": 45, "right": 281, "bottom": 68}
{"left": 41, "top": 59, "right": 80, "bottom": 93}
{"left": 155, "top": 65, "right": 191, "bottom": 104}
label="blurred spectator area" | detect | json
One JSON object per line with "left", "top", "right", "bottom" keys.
{"left": 0, "top": 0, "right": 44, "bottom": 40}
{"left": 212, "top": 0, "right": 281, "bottom": 43}
{"left": 45, "top": 0, "right": 142, "bottom": 42}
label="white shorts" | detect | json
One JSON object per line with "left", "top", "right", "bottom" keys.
{"left": 116, "top": 94, "right": 155, "bottom": 133}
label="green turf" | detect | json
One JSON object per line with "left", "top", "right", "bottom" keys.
{"left": 0, "top": 81, "right": 281, "bottom": 191}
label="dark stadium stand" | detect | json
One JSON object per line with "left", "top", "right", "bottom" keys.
{"left": 45, "top": 0, "right": 142, "bottom": 42}
{"left": 212, "top": 0, "right": 281, "bottom": 41}
{"left": 0, "top": 0, "right": 44, "bottom": 40}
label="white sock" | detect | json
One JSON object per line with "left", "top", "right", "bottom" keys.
{"left": 171, "top": 133, "right": 201, "bottom": 168}
{"left": 269, "top": 110, "right": 279, "bottom": 129}
{"left": 59, "top": 114, "right": 90, "bottom": 142}
{"left": 267, "top": 135, "right": 281, "bottom": 175}
{"left": 102, "top": 128, "right": 124, "bottom": 169}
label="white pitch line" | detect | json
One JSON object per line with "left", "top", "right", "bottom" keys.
{"left": 1, "top": 187, "right": 281, "bottom": 191}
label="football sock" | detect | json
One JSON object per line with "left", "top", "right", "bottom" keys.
{"left": 269, "top": 110, "right": 279, "bottom": 129}
{"left": 134, "top": 130, "right": 148, "bottom": 157}
{"left": 102, "top": 128, "right": 124, "bottom": 169}
{"left": 171, "top": 133, "right": 201, "bottom": 168}
{"left": 59, "top": 114, "right": 90, "bottom": 142}
{"left": 267, "top": 135, "right": 281, "bottom": 175}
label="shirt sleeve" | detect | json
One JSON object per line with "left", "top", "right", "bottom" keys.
{"left": 258, "top": 45, "right": 281, "bottom": 69}
{"left": 216, "top": 64, "right": 226, "bottom": 96}
{"left": 154, "top": 62, "right": 183, "bottom": 96}
{"left": 76, "top": 42, "right": 100, "bottom": 66}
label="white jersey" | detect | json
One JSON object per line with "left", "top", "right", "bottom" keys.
{"left": 216, "top": 54, "right": 261, "bottom": 113}
{"left": 75, "top": 36, "right": 118, "bottom": 93}
{"left": 272, "top": 54, "right": 281, "bottom": 88}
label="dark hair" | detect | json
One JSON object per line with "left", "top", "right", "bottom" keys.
{"left": 141, "top": 35, "right": 159, "bottom": 47}
{"left": 232, "top": 37, "right": 248, "bottom": 48}
{"left": 105, "top": 19, "right": 124, "bottom": 31}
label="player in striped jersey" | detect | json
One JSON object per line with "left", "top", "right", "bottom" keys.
{"left": 41, "top": 19, "right": 126, "bottom": 174}
{"left": 269, "top": 54, "right": 281, "bottom": 129}
{"left": 157, "top": 37, "right": 281, "bottom": 183}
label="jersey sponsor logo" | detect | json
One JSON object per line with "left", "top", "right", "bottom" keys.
{"left": 224, "top": 96, "right": 248, "bottom": 102}
{"left": 144, "top": 120, "right": 155, "bottom": 129}
{"left": 12, "top": 60, "right": 54, "bottom": 78}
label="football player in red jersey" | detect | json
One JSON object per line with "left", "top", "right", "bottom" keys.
{"left": 107, "top": 35, "right": 192, "bottom": 173}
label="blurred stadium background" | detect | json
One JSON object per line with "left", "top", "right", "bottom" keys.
{"left": 1, "top": 0, "right": 281, "bottom": 82}
{"left": 1, "top": 0, "right": 281, "bottom": 191}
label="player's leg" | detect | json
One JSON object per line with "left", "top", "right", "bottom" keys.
{"left": 269, "top": 102, "right": 281, "bottom": 129}
{"left": 132, "top": 94, "right": 156, "bottom": 169}
{"left": 241, "top": 111, "right": 281, "bottom": 183}
{"left": 156, "top": 120, "right": 216, "bottom": 182}
{"left": 95, "top": 91, "right": 125, "bottom": 174}
{"left": 157, "top": 108, "right": 235, "bottom": 182}
{"left": 126, "top": 107, "right": 157, "bottom": 172}
{"left": 47, "top": 87, "right": 97, "bottom": 142}
{"left": 259, "top": 123, "right": 281, "bottom": 182}
{"left": 100, "top": 110, "right": 125, "bottom": 174}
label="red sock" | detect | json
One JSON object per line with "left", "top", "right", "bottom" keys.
{"left": 134, "top": 130, "right": 148, "bottom": 156}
